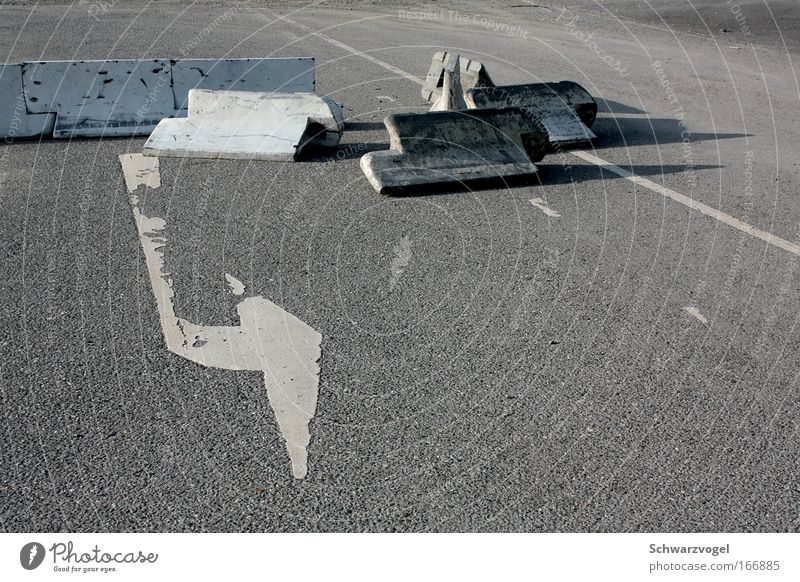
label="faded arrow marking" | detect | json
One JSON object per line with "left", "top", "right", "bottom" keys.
{"left": 683, "top": 305, "right": 709, "bottom": 325}
{"left": 529, "top": 197, "right": 561, "bottom": 217}
{"left": 225, "top": 273, "right": 246, "bottom": 295}
{"left": 120, "top": 153, "right": 161, "bottom": 191}
{"left": 120, "top": 153, "right": 321, "bottom": 479}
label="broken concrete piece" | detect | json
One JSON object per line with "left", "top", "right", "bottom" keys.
{"left": 142, "top": 89, "right": 344, "bottom": 161}
{"left": 422, "top": 51, "right": 494, "bottom": 104}
{"left": 1, "top": 58, "right": 315, "bottom": 139}
{"left": 429, "top": 53, "right": 468, "bottom": 112}
{"left": 360, "top": 107, "right": 549, "bottom": 195}
{"left": 466, "top": 81, "right": 597, "bottom": 147}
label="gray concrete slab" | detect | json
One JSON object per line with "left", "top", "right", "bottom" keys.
{"left": 2, "top": 58, "right": 315, "bottom": 138}
{"left": 360, "top": 107, "right": 547, "bottom": 194}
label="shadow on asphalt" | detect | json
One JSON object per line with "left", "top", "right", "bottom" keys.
{"left": 596, "top": 99, "right": 647, "bottom": 115}
{"left": 593, "top": 116, "right": 750, "bottom": 149}
{"left": 346, "top": 161, "right": 721, "bottom": 197}
{"left": 301, "top": 141, "right": 390, "bottom": 162}
{"left": 536, "top": 162, "right": 722, "bottom": 186}
{"left": 341, "top": 121, "right": 386, "bottom": 131}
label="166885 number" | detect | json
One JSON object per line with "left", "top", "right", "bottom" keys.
{"left": 741, "top": 560, "right": 780, "bottom": 571}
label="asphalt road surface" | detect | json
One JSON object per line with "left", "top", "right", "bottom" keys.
{"left": 1, "top": 0, "right": 799, "bottom": 532}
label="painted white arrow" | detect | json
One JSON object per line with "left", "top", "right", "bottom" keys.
{"left": 119, "top": 153, "right": 321, "bottom": 479}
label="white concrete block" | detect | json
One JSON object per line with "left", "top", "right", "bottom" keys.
{"left": 142, "top": 89, "right": 344, "bottom": 161}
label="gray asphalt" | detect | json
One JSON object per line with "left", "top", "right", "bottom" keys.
{"left": 1, "top": 0, "right": 799, "bottom": 532}
{"left": 559, "top": 0, "right": 800, "bottom": 53}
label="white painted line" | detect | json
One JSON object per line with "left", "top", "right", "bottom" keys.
{"left": 280, "top": 15, "right": 424, "bottom": 85}
{"left": 289, "top": 26, "right": 800, "bottom": 258}
{"left": 225, "top": 273, "right": 246, "bottom": 296}
{"left": 529, "top": 197, "right": 561, "bottom": 217}
{"left": 313, "top": 34, "right": 423, "bottom": 84}
{"left": 683, "top": 306, "right": 709, "bottom": 325}
{"left": 376, "top": 95, "right": 395, "bottom": 101}
{"left": 120, "top": 153, "right": 160, "bottom": 192}
{"left": 572, "top": 150, "right": 800, "bottom": 258}
{"left": 389, "top": 234, "right": 412, "bottom": 290}
{"left": 120, "top": 154, "right": 322, "bottom": 479}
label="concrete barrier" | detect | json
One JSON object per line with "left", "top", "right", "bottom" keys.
{"left": 1, "top": 57, "right": 314, "bottom": 139}
{"left": 429, "top": 53, "right": 468, "bottom": 112}
{"left": 0, "top": 64, "right": 54, "bottom": 140}
{"left": 142, "top": 89, "right": 344, "bottom": 161}
{"left": 422, "top": 51, "right": 494, "bottom": 104}
{"left": 360, "top": 107, "right": 549, "bottom": 195}
{"left": 466, "top": 81, "right": 597, "bottom": 147}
